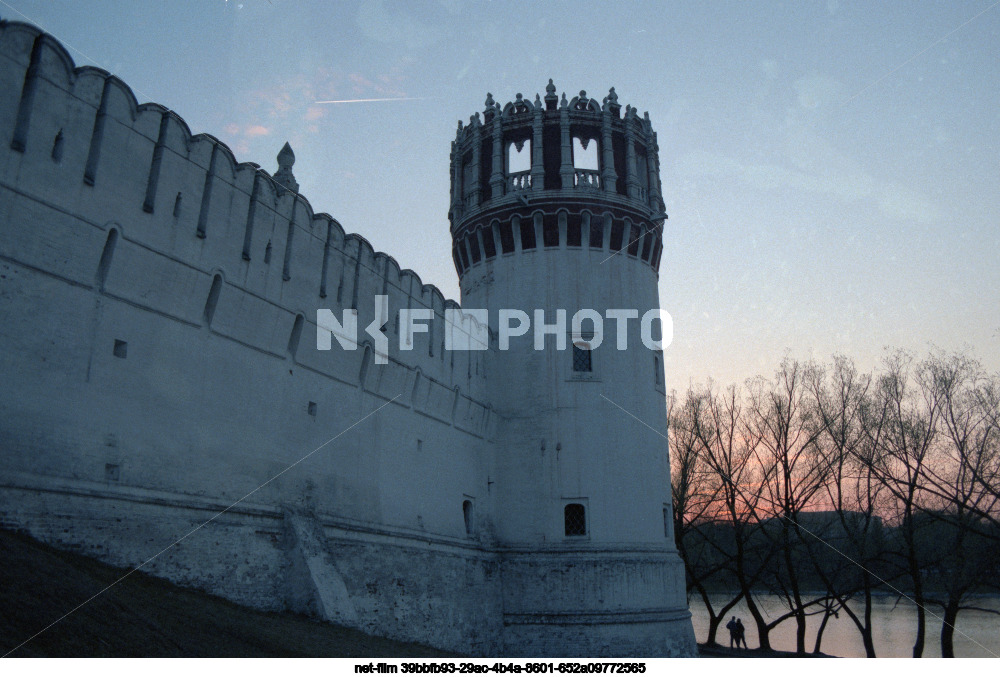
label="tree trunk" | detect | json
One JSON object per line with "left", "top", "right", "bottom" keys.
{"left": 706, "top": 616, "right": 720, "bottom": 646}
{"left": 812, "top": 608, "right": 832, "bottom": 654}
{"left": 862, "top": 585, "right": 876, "bottom": 658}
{"left": 941, "top": 599, "right": 960, "bottom": 658}
{"left": 745, "top": 596, "right": 770, "bottom": 651}
{"left": 735, "top": 533, "right": 770, "bottom": 651}
{"left": 781, "top": 521, "right": 807, "bottom": 654}
{"left": 910, "top": 558, "right": 926, "bottom": 657}
{"left": 795, "top": 608, "right": 807, "bottom": 654}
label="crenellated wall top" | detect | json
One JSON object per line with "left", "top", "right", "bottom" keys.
{"left": 0, "top": 17, "right": 466, "bottom": 317}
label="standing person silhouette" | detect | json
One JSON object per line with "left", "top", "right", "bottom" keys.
{"left": 736, "top": 618, "right": 748, "bottom": 649}
{"left": 725, "top": 615, "right": 738, "bottom": 649}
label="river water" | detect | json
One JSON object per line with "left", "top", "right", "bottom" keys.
{"left": 689, "top": 593, "right": 1000, "bottom": 657}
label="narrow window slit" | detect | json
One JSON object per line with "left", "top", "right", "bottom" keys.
{"left": 95, "top": 228, "right": 119, "bottom": 291}
{"left": 203, "top": 274, "right": 223, "bottom": 326}
{"left": 51, "top": 129, "right": 64, "bottom": 161}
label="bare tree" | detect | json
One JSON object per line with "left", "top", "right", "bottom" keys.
{"left": 918, "top": 352, "right": 1000, "bottom": 657}
{"left": 692, "top": 384, "right": 778, "bottom": 651}
{"left": 678, "top": 351, "right": 999, "bottom": 657}
{"left": 743, "top": 358, "right": 831, "bottom": 654}
{"left": 668, "top": 388, "right": 742, "bottom": 646}
{"left": 861, "top": 351, "right": 941, "bottom": 657}
{"left": 808, "top": 356, "right": 889, "bottom": 657}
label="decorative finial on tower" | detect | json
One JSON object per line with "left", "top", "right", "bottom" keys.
{"left": 560, "top": 92, "right": 568, "bottom": 109}
{"left": 273, "top": 141, "right": 299, "bottom": 195}
{"left": 534, "top": 93, "right": 542, "bottom": 110}
{"left": 278, "top": 141, "right": 294, "bottom": 167}
{"left": 544, "top": 79, "right": 558, "bottom": 110}
{"left": 484, "top": 93, "right": 498, "bottom": 122}
{"left": 604, "top": 87, "right": 622, "bottom": 116}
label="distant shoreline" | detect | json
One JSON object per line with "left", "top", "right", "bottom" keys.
{"left": 698, "top": 643, "right": 834, "bottom": 658}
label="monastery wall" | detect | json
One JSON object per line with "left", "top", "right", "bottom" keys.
{"left": 0, "top": 20, "right": 503, "bottom": 654}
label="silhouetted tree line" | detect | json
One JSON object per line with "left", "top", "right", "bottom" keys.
{"left": 669, "top": 350, "right": 1000, "bottom": 657}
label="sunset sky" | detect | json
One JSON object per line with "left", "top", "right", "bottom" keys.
{"left": 4, "top": 0, "right": 998, "bottom": 392}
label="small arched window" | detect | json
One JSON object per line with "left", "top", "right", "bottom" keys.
{"left": 542, "top": 213, "right": 559, "bottom": 248}
{"left": 566, "top": 214, "right": 582, "bottom": 247}
{"left": 508, "top": 139, "right": 531, "bottom": 174}
{"left": 481, "top": 226, "right": 497, "bottom": 259}
{"left": 572, "top": 137, "right": 599, "bottom": 170}
{"left": 609, "top": 220, "right": 624, "bottom": 251}
{"left": 588, "top": 216, "right": 605, "bottom": 249}
{"left": 520, "top": 219, "right": 536, "bottom": 250}
{"left": 564, "top": 503, "right": 587, "bottom": 536}
{"left": 499, "top": 221, "right": 516, "bottom": 253}
{"left": 467, "top": 232, "right": 481, "bottom": 263}
{"left": 463, "top": 500, "right": 474, "bottom": 536}
{"left": 359, "top": 345, "right": 372, "bottom": 386}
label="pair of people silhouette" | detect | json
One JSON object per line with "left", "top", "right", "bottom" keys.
{"left": 726, "top": 616, "right": 748, "bottom": 650}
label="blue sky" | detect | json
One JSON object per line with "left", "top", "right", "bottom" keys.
{"left": 4, "top": 0, "right": 998, "bottom": 391}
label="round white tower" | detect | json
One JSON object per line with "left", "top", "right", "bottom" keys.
{"left": 449, "top": 82, "right": 696, "bottom": 656}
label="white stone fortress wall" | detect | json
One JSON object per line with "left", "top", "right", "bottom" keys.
{"left": 0, "top": 17, "right": 695, "bottom": 657}
{"left": 0, "top": 19, "right": 503, "bottom": 655}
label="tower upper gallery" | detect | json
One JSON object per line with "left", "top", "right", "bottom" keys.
{"left": 448, "top": 81, "right": 667, "bottom": 280}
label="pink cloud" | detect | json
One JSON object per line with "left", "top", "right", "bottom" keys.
{"left": 349, "top": 72, "right": 375, "bottom": 93}
{"left": 348, "top": 71, "right": 407, "bottom": 98}
{"left": 245, "top": 125, "right": 271, "bottom": 137}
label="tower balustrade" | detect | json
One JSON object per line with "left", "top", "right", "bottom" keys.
{"left": 449, "top": 81, "right": 667, "bottom": 280}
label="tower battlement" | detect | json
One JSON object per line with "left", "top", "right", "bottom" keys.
{"left": 449, "top": 81, "right": 665, "bottom": 279}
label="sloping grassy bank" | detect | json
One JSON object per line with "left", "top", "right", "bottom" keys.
{"left": 0, "top": 529, "right": 449, "bottom": 657}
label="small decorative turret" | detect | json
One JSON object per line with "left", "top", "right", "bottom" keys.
{"left": 273, "top": 141, "right": 299, "bottom": 195}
